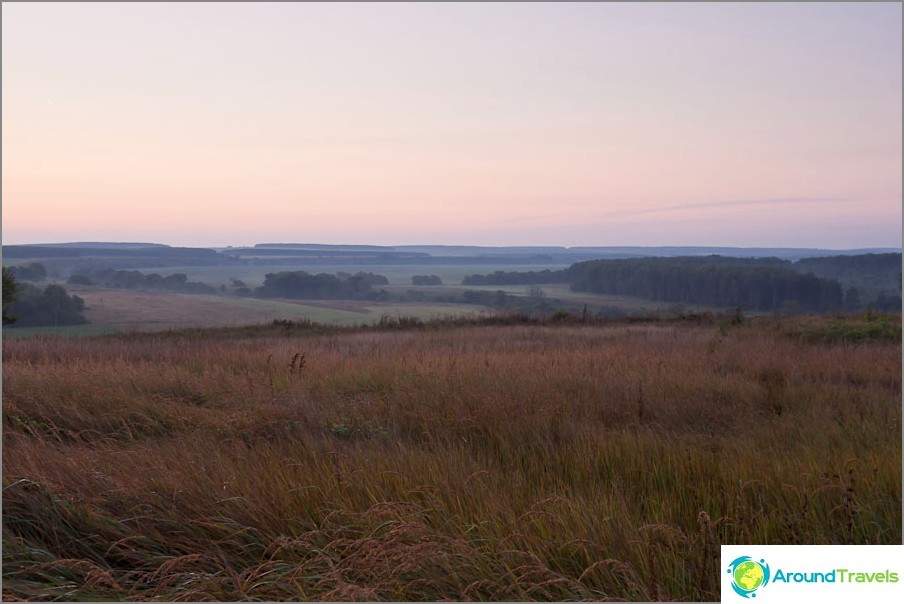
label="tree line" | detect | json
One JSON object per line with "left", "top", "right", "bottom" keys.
{"left": 569, "top": 260, "right": 843, "bottom": 312}
{"left": 68, "top": 268, "right": 218, "bottom": 294}
{"left": 255, "top": 271, "right": 389, "bottom": 300}
{"left": 6, "top": 262, "right": 48, "bottom": 281}
{"left": 461, "top": 256, "right": 872, "bottom": 313}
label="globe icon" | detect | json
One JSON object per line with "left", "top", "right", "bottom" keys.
{"left": 733, "top": 560, "right": 765, "bottom": 592}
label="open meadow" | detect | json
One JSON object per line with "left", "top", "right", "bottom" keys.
{"left": 2, "top": 315, "right": 900, "bottom": 601}
{"left": 2, "top": 282, "right": 683, "bottom": 337}
{"left": 49, "top": 287, "right": 494, "bottom": 333}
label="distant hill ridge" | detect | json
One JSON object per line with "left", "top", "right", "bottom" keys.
{"left": 5, "top": 242, "right": 900, "bottom": 262}
{"left": 2, "top": 245, "right": 217, "bottom": 259}
{"left": 252, "top": 244, "right": 902, "bottom": 260}
{"left": 18, "top": 242, "right": 170, "bottom": 249}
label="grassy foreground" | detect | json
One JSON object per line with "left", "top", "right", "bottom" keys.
{"left": 2, "top": 315, "right": 901, "bottom": 601}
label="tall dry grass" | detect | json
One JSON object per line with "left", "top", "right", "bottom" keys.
{"left": 2, "top": 317, "right": 900, "bottom": 600}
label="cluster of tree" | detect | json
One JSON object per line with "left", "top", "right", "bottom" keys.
{"left": 336, "top": 271, "right": 389, "bottom": 285}
{"left": 793, "top": 253, "right": 902, "bottom": 306}
{"left": 6, "top": 262, "right": 48, "bottom": 281}
{"left": 255, "top": 271, "right": 389, "bottom": 300}
{"left": 411, "top": 275, "right": 443, "bottom": 286}
{"left": 2, "top": 271, "right": 88, "bottom": 327}
{"left": 68, "top": 268, "right": 217, "bottom": 294}
{"left": 569, "top": 259, "right": 843, "bottom": 312}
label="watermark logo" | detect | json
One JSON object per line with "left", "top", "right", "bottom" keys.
{"left": 727, "top": 556, "right": 771, "bottom": 598}
{"left": 722, "top": 545, "right": 903, "bottom": 603}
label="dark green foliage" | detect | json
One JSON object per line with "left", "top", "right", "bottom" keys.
{"left": 795, "top": 252, "right": 901, "bottom": 278}
{"left": 411, "top": 275, "right": 442, "bottom": 286}
{"left": 353, "top": 272, "right": 390, "bottom": 286}
{"left": 464, "top": 256, "right": 849, "bottom": 313}
{"left": 3, "top": 266, "right": 19, "bottom": 324}
{"left": 71, "top": 268, "right": 217, "bottom": 294}
{"left": 335, "top": 271, "right": 390, "bottom": 286}
{"left": 844, "top": 287, "right": 862, "bottom": 311}
{"left": 786, "top": 313, "right": 902, "bottom": 343}
{"left": 569, "top": 259, "right": 844, "bottom": 312}
{"left": 255, "top": 271, "right": 388, "bottom": 299}
{"left": 869, "top": 293, "right": 902, "bottom": 312}
{"left": 4, "top": 283, "right": 88, "bottom": 327}
{"left": 794, "top": 253, "right": 902, "bottom": 304}
{"left": 8, "top": 262, "right": 48, "bottom": 281}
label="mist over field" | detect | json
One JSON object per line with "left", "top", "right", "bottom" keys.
{"left": 2, "top": 241, "right": 901, "bottom": 334}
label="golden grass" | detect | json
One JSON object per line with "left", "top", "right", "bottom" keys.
{"left": 2, "top": 317, "right": 900, "bottom": 600}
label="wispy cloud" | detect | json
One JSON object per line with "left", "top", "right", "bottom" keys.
{"left": 606, "top": 197, "right": 849, "bottom": 218}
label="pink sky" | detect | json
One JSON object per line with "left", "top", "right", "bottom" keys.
{"left": 2, "top": 2, "right": 901, "bottom": 248}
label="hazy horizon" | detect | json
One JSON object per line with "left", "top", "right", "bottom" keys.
{"left": 3, "top": 3, "right": 902, "bottom": 249}
{"left": 4, "top": 239, "right": 902, "bottom": 254}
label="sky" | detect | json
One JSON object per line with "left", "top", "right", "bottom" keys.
{"left": 2, "top": 2, "right": 902, "bottom": 249}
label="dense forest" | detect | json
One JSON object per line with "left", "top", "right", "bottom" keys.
{"left": 569, "top": 260, "right": 843, "bottom": 312}
{"left": 463, "top": 254, "right": 902, "bottom": 313}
